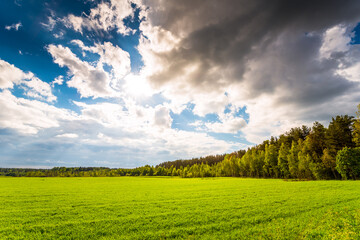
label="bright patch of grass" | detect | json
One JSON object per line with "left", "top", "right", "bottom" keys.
{"left": 0, "top": 177, "right": 359, "bottom": 239}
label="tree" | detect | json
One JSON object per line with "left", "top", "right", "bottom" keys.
{"left": 264, "top": 144, "right": 278, "bottom": 178}
{"left": 298, "top": 139, "right": 313, "bottom": 179}
{"left": 171, "top": 167, "right": 177, "bottom": 176}
{"left": 149, "top": 166, "right": 154, "bottom": 176}
{"left": 240, "top": 151, "right": 251, "bottom": 177}
{"left": 353, "top": 104, "right": 360, "bottom": 147}
{"left": 222, "top": 154, "right": 240, "bottom": 177}
{"left": 321, "top": 148, "right": 337, "bottom": 179}
{"left": 288, "top": 141, "right": 299, "bottom": 178}
{"left": 326, "top": 115, "right": 354, "bottom": 152}
{"left": 251, "top": 150, "right": 264, "bottom": 178}
{"left": 336, "top": 147, "right": 360, "bottom": 180}
{"left": 278, "top": 143, "right": 290, "bottom": 178}
{"left": 307, "top": 122, "right": 326, "bottom": 159}
{"left": 298, "top": 153, "right": 313, "bottom": 179}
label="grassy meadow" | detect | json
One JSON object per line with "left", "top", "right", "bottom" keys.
{"left": 1, "top": 177, "right": 360, "bottom": 239}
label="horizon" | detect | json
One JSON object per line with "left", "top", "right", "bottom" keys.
{"left": 1, "top": 0, "right": 360, "bottom": 168}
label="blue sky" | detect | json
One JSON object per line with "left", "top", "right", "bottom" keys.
{"left": 1, "top": 0, "right": 360, "bottom": 168}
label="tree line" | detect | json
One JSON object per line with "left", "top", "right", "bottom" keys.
{"left": 2, "top": 105, "right": 360, "bottom": 180}
{"left": 157, "top": 154, "right": 229, "bottom": 169}
{"left": 162, "top": 113, "right": 360, "bottom": 180}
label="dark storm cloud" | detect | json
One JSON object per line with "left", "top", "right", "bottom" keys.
{"left": 143, "top": 0, "right": 360, "bottom": 108}
{"left": 146, "top": 0, "right": 360, "bottom": 37}
{"left": 246, "top": 30, "right": 355, "bottom": 104}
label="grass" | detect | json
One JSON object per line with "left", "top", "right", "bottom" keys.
{"left": 0, "top": 177, "right": 360, "bottom": 239}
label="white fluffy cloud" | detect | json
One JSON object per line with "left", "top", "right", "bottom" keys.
{"left": 320, "top": 25, "right": 352, "bottom": 59}
{"left": 51, "top": 75, "right": 64, "bottom": 86}
{"left": 48, "top": 41, "right": 133, "bottom": 99}
{"left": 62, "top": 0, "right": 134, "bottom": 35}
{"left": 0, "top": 87, "right": 236, "bottom": 163}
{"left": 190, "top": 105, "right": 247, "bottom": 134}
{"left": 0, "top": 60, "right": 56, "bottom": 102}
{"left": 47, "top": 44, "right": 113, "bottom": 98}
{"left": 73, "top": 100, "right": 234, "bottom": 159}
{"left": 205, "top": 118, "right": 247, "bottom": 134}
{"left": 71, "top": 40, "right": 131, "bottom": 81}
{"left": 21, "top": 77, "right": 57, "bottom": 102}
{"left": 0, "top": 59, "right": 27, "bottom": 88}
{"left": 0, "top": 90, "right": 72, "bottom": 134}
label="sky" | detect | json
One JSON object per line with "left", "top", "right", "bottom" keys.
{"left": 1, "top": 0, "right": 360, "bottom": 168}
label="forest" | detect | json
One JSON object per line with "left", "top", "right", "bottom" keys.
{"left": 2, "top": 105, "right": 360, "bottom": 180}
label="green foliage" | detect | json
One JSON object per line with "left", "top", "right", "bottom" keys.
{"left": 264, "top": 144, "right": 279, "bottom": 177}
{"left": 322, "top": 148, "right": 337, "bottom": 179}
{"left": 157, "top": 154, "right": 228, "bottom": 169}
{"left": 1, "top": 177, "right": 360, "bottom": 239}
{"left": 308, "top": 121, "right": 327, "bottom": 158}
{"left": 353, "top": 104, "right": 360, "bottom": 147}
{"left": 336, "top": 147, "right": 360, "bottom": 180}
{"left": 278, "top": 143, "right": 290, "bottom": 178}
{"left": 288, "top": 141, "right": 299, "bottom": 178}
{"left": 326, "top": 115, "right": 354, "bottom": 152}
{"left": 250, "top": 150, "right": 265, "bottom": 177}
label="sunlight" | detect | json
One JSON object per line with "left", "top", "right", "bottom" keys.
{"left": 124, "top": 74, "right": 154, "bottom": 98}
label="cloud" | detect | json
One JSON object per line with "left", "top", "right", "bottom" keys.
{"left": 5, "top": 22, "right": 22, "bottom": 31}
{"left": 56, "top": 133, "right": 78, "bottom": 138}
{"left": 0, "top": 59, "right": 56, "bottom": 102}
{"left": 71, "top": 40, "right": 131, "bottom": 81}
{"left": 0, "top": 90, "right": 72, "bottom": 134}
{"left": 0, "top": 93, "right": 235, "bottom": 166}
{"left": 53, "top": 31, "right": 65, "bottom": 39}
{"left": 134, "top": 0, "right": 360, "bottom": 143}
{"left": 47, "top": 44, "right": 113, "bottom": 98}
{"left": 41, "top": 16, "right": 57, "bottom": 31}
{"left": 154, "top": 105, "right": 172, "bottom": 128}
{"left": 62, "top": 0, "right": 134, "bottom": 35}
{"left": 21, "top": 77, "right": 57, "bottom": 102}
{"left": 48, "top": 41, "right": 134, "bottom": 98}
{"left": 0, "top": 59, "right": 27, "bottom": 88}
{"left": 71, "top": 97, "right": 241, "bottom": 161}
{"left": 51, "top": 75, "right": 64, "bottom": 86}
{"left": 63, "top": 14, "right": 83, "bottom": 33}
{"left": 190, "top": 105, "right": 247, "bottom": 134}
{"left": 70, "top": 99, "right": 236, "bottom": 159}
{"left": 205, "top": 118, "right": 247, "bottom": 134}
{"left": 320, "top": 25, "right": 352, "bottom": 59}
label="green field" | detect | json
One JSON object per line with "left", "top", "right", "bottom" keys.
{"left": 1, "top": 177, "right": 360, "bottom": 239}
